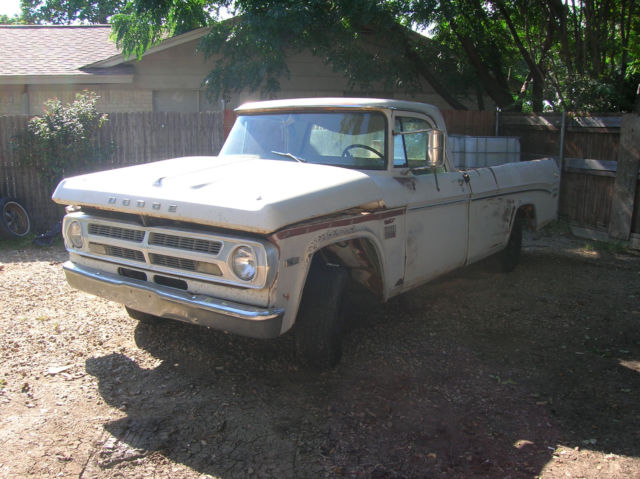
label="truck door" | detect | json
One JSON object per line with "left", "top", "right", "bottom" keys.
{"left": 393, "top": 112, "right": 471, "bottom": 288}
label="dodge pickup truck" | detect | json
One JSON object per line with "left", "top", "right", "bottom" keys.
{"left": 53, "top": 98, "right": 560, "bottom": 368}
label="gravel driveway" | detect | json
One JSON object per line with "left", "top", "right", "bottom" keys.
{"left": 0, "top": 231, "right": 639, "bottom": 478}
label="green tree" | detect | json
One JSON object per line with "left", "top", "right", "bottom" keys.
{"left": 110, "top": 0, "right": 640, "bottom": 111}
{"left": 0, "top": 13, "right": 25, "bottom": 24}
{"left": 411, "top": 0, "right": 639, "bottom": 111}
{"left": 20, "top": 0, "right": 125, "bottom": 24}
{"left": 20, "top": 0, "right": 640, "bottom": 111}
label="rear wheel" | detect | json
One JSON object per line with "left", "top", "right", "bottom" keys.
{"left": 125, "top": 306, "right": 162, "bottom": 324}
{"left": 0, "top": 198, "right": 31, "bottom": 239}
{"left": 500, "top": 217, "right": 523, "bottom": 272}
{"left": 295, "top": 260, "right": 348, "bottom": 370}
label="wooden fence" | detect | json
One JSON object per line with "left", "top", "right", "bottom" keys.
{"left": 494, "top": 112, "right": 638, "bottom": 239}
{"left": 0, "top": 112, "right": 223, "bottom": 231}
{"left": 1, "top": 108, "right": 637, "bottom": 241}
{"left": 440, "top": 110, "right": 638, "bottom": 239}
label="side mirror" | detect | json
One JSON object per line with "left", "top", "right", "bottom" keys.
{"left": 394, "top": 126, "right": 446, "bottom": 173}
{"left": 426, "top": 130, "right": 445, "bottom": 168}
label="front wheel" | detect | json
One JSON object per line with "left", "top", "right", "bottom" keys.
{"left": 295, "top": 261, "right": 348, "bottom": 370}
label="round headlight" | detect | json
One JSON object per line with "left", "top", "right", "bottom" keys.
{"left": 67, "top": 220, "right": 84, "bottom": 248}
{"left": 231, "top": 246, "right": 257, "bottom": 281}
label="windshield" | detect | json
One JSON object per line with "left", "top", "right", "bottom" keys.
{"left": 219, "top": 111, "right": 387, "bottom": 170}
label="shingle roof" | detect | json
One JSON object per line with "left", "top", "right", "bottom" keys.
{"left": 0, "top": 25, "right": 122, "bottom": 78}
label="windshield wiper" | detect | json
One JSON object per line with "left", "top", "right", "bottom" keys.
{"left": 271, "top": 151, "right": 306, "bottom": 163}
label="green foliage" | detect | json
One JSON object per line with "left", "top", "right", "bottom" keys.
{"left": 20, "top": 0, "right": 125, "bottom": 24}
{"left": 582, "top": 239, "right": 628, "bottom": 255}
{"left": 0, "top": 13, "right": 25, "bottom": 24}
{"left": 20, "top": 0, "right": 640, "bottom": 112}
{"left": 12, "top": 91, "right": 112, "bottom": 187}
{"left": 110, "top": 0, "right": 212, "bottom": 59}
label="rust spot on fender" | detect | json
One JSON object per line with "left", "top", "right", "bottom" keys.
{"left": 276, "top": 208, "right": 405, "bottom": 240}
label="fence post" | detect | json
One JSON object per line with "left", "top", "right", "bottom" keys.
{"left": 558, "top": 110, "right": 566, "bottom": 166}
{"left": 608, "top": 112, "right": 640, "bottom": 240}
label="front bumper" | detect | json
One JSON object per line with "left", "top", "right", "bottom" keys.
{"left": 63, "top": 261, "right": 284, "bottom": 339}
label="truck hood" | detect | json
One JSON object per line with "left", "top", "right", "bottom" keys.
{"left": 52, "top": 156, "right": 384, "bottom": 234}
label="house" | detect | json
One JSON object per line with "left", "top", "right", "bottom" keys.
{"left": 0, "top": 24, "right": 455, "bottom": 116}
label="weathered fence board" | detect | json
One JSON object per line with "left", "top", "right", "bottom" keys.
{"left": 1, "top": 108, "right": 635, "bottom": 239}
{"left": 441, "top": 110, "right": 495, "bottom": 136}
{"left": 559, "top": 171, "right": 616, "bottom": 230}
{"left": 499, "top": 112, "right": 621, "bottom": 163}
{"left": 608, "top": 114, "right": 640, "bottom": 240}
{"left": 0, "top": 112, "right": 223, "bottom": 232}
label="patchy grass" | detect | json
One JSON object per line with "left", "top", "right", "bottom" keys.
{"left": 582, "top": 239, "right": 629, "bottom": 254}
{"left": 539, "top": 220, "right": 572, "bottom": 236}
{"left": 0, "top": 234, "right": 37, "bottom": 251}
{"left": 0, "top": 234, "right": 63, "bottom": 251}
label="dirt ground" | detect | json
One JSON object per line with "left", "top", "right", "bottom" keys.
{"left": 0, "top": 229, "right": 639, "bottom": 479}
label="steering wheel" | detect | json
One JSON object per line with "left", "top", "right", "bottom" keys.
{"left": 341, "top": 144, "right": 384, "bottom": 159}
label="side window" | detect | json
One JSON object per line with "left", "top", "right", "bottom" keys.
{"left": 394, "top": 115, "right": 446, "bottom": 172}
{"left": 394, "top": 117, "right": 431, "bottom": 168}
{"left": 394, "top": 118, "right": 407, "bottom": 167}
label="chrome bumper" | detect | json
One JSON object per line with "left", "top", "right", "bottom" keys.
{"left": 63, "top": 261, "right": 284, "bottom": 339}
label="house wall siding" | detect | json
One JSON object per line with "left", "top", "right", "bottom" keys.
{"left": 130, "top": 40, "right": 213, "bottom": 91}
{"left": 27, "top": 85, "right": 153, "bottom": 114}
{"left": 1, "top": 85, "right": 153, "bottom": 116}
{"left": 0, "top": 86, "right": 28, "bottom": 115}
{"left": 128, "top": 42, "right": 453, "bottom": 111}
{"left": 1, "top": 32, "right": 458, "bottom": 116}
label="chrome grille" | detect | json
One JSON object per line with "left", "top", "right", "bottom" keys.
{"left": 88, "top": 223, "right": 145, "bottom": 242}
{"left": 149, "top": 232, "right": 222, "bottom": 255}
{"left": 90, "top": 243, "right": 145, "bottom": 262}
{"left": 74, "top": 214, "right": 267, "bottom": 288}
{"left": 149, "top": 253, "right": 196, "bottom": 271}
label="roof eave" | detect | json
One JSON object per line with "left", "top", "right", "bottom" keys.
{"left": 86, "top": 26, "right": 210, "bottom": 68}
{"left": 0, "top": 74, "right": 134, "bottom": 85}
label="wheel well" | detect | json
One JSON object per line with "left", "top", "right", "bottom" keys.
{"left": 312, "top": 237, "right": 383, "bottom": 298}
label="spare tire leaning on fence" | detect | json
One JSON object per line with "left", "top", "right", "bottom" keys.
{"left": 0, "top": 197, "right": 31, "bottom": 239}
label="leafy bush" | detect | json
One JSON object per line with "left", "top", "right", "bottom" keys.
{"left": 12, "top": 91, "right": 113, "bottom": 187}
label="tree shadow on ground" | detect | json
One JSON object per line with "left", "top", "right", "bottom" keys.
{"left": 85, "top": 247, "right": 639, "bottom": 478}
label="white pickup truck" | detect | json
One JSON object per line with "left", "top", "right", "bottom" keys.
{"left": 53, "top": 98, "right": 559, "bottom": 368}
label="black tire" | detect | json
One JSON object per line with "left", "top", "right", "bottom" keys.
{"left": 500, "top": 216, "right": 523, "bottom": 272}
{"left": 125, "top": 306, "right": 162, "bottom": 324}
{"left": 295, "top": 260, "right": 348, "bottom": 370}
{"left": 0, "top": 197, "right": 31, "bottom": 239}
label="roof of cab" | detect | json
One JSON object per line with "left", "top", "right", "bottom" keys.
{"left": 235, "top": 97, "right": 444, "bottom": 119}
